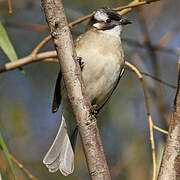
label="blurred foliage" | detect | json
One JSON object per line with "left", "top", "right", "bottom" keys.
{"left": 0, "top": 22, "right": 24, "bottom": 73}
{"left": 3, "top": 104, "right": 28, "bottom": 137}
{"left": 0, "top": 22, "right": 18, "bottom": 62}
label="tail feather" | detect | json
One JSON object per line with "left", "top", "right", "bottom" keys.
{"left": 59, "top": 134, "right": 74, "bottom": 176}
{"left": 43, "top": 115, "right": 67, "bottom": 165}
{"left": 45, "top": 155, "right": 60, "bottom": 172}
{"left": 43, "top": 115, "right": 75, "bottom": 176}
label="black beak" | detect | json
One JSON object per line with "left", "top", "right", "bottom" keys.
{"left": 119, "top": 19, "right": 132, "bottom": 26}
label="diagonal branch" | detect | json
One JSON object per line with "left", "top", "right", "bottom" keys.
{"left": 10, "top": 154, "right": 37, "bottom": 180}
{"left": 41, "top": 0, "right": 111, "bottom": 179}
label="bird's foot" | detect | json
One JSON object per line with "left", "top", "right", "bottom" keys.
{"left": 77, "top": 56, "right": 84, "bottom": 71}
{"left": 90, "top": 104, "right": 98, "bottom": 116}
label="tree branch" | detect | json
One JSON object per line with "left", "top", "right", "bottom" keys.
{"left": 157, "top": 53, "right": 180, "bottom": 180}
{"left": 0, "top": 51, "right": 57, "bottom": 73}
{"left": 41, "top": 0, "right": 111, "bottom": 179}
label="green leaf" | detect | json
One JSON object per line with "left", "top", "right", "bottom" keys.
{"left": 0, "top": 133, "right": 17, "bottom": 180}
{"left": 0, "top": 22, "right": 25, "bottom": 74}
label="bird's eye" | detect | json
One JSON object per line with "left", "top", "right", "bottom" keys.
{"left": 106, "top": 18, "right": 111, "bottom": 23}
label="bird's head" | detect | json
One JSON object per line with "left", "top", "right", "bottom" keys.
{"left": 87, "top": 8, "right": 131, "bottom": 37}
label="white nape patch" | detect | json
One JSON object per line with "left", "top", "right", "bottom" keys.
{"left": 101, "top": 25, "right": 122, "bottom": 38}
{"left": 94, "top": 10, "right": 108, "bottom": 22}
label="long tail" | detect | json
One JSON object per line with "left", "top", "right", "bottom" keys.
{"left": 43, "top": 115, "right": 75, "bottom": 176}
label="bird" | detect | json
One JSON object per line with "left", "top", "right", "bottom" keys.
{"left": 43, "top": 7, "right": 131, "bottom": 176}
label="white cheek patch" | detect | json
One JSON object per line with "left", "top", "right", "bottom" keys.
{"left": 94, "top": 10, "right": 108, "bottom": 22}
{"left": 93, "top": 22, "right": 102, "bottom": 29}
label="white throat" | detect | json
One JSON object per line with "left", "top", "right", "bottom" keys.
{"left": 100, "top": 25, "right": 122, "bottom": 38}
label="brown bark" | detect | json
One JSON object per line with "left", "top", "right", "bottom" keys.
{"left": 41, "top": 0, "right": 111, "bottom": 179}
{"left": 158, "top": 55, "right": 180, "bottom": 180}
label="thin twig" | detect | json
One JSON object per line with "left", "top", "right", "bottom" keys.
{"left": 116, "top": 0, "right": 160, "bottom": 15}
{"left": 141, "top": 72, "right": 177, "bottom": 89}
{"left": 43, "top": 58, "right": 59, "bottom": 63}
{"left": 153, "top": 125, "right": 168, "bottom": 135}
{"left": 31, "top": 35, "right": 52, "bottom": 56}
{"left": 68, "top": 12, "right": 94, "bottom": 28}
{"left": 125, "top": 61, "right": 156, "bottom": 180}
{"left": 10, "top": 154, "right": 37, "bottom": 180}
{"left": 8, "top": 0, "right": 12, "bottom": 14}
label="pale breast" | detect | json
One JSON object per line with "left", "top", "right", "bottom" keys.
{"left": 75, "top": 29, "right": 124, "bottom": 108}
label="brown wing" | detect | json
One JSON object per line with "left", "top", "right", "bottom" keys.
{"left": 52, "top": 70, "right": 62, "bottom": 113}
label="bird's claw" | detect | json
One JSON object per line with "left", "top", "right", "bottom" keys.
{"left": 90, "top": 104, "right": 98, "bottom": 116}
{"left": 77, "top": 57, "right": 84, "bottom": 71}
